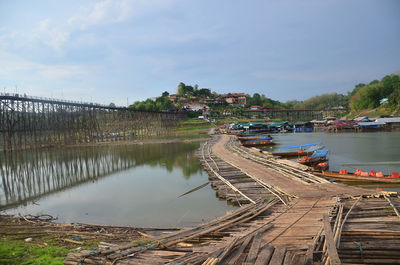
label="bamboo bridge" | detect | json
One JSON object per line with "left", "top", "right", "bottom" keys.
{"left": 66, "top": 132, "right": 400, "bottom": 265}
{"left": 0, "top": 93, "right": 186, "bottom": 151}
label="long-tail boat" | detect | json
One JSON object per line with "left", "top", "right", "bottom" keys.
{"left": 297, "top": 149, "right": 329, "bottom": 166}
{"left": 316, "top": 170, "right": 400, "bottom": 183}
{"left": 237, "top": 135, "right": 272, "bottom": 141}
{"left": 266, "top": 142, "right": 322, "bottom": 157}
{"left": 242, "top": 139, "right": 275, "bottom": 147}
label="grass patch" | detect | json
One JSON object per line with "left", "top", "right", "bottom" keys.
{"left": 177, "top": 119, "right": 212, "bottom": 132}
{"left": 0, "top": 237, "right": 69, "bottom": 265}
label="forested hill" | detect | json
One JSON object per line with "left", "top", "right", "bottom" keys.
{"left": 348, "top": 74, "right": 400, "bottom": 115}
{"left": 126, "top": 73, "right": 400, "bottom": 116}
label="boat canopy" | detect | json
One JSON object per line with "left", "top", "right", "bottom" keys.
{"left": 279, "top": 142, "right": 322, "bottom": 150}
{"left": 311, "top": 149, "right": 329, "bottom": 158}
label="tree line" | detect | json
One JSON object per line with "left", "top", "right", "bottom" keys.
{"left": 349, "top": 74, "right": 400, "bottom": 111}
{"left": 125, "top": 73, "right": 400, "bottom": 114}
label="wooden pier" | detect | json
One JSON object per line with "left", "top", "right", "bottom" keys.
{"left": 65, "top": 133, "right": 400, "bottom": 265}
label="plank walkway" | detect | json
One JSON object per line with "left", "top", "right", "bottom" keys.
{"left": 65, "top": 133, "right": 399, "bottom": 265}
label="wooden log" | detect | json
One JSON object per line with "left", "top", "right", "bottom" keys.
{"left": 337, "top": 197, "right": 361, "bottom": 247}
{"left": 225, "top": 236, "right": 253, "bottom": 265}
{"left": 322, "top": 214, "right": 341, "bottom": 265}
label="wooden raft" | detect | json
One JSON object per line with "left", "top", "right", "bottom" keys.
{"left": 311, "top": 194, "right": 400, "bottom": 265}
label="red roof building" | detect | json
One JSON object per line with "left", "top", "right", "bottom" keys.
{"left": 219, "top": 93, "right": 246, "bottom": 105}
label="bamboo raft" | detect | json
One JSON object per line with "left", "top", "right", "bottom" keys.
{"left": 311, "top": 194, "right": 400, "bottom": 264}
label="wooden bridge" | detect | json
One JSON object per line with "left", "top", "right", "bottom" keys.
{"left": 0, "top": 93, "right": 186, "bottom": 151}
{"left": 65, "top": 133, "right": 400, "bottom": 265}
{"left": 245, "top": 108, "right": 347, "bottom": 121}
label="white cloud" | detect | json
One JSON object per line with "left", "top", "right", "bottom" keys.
{"left": 34, "top": 18, "right": 71, "bottom": 51}
{"left": 0, "top": 50, "right": 86, "bottom": 84}
{"left": 68, "top": 0, "right": 172, "bottom": 30}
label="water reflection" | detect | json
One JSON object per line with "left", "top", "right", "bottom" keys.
{"left": 0, "top": 142, "right": 203, "bottom": 210}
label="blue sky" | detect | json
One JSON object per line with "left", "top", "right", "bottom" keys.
{"left": 1, "top": 0, "right": 399, "bottom": 106}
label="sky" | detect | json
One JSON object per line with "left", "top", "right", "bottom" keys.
{"left": 0, "top": 0, "right": 399, "bottom": 106}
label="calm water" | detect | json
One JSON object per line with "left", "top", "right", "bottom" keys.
{"left": 0, "top": 142, "right": 237, "bottom": 227}
{"left": 264, "top": 131, "right": 400, "bottom": 192}
{"left": 2, "top": 132, "right": 399, "bottom": 227}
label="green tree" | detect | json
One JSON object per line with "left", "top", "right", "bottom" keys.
{"left": 177, "top": 82, "right": 185, "bottom": 96}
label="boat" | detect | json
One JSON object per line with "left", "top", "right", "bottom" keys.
{"left": 298, "top": 156, "right": 328, "bottom": 166}
{"left": 237, "top": 135, "right": 272, "bottom": 141}
{"left": 268, "top": 150, "right": 315, "bottom": 157}
{"left": 316, "top": 170, "right": 400, "bottom": 183}
{"left": 266, "top": 142, "right": 322, "bottom": 158}
{"left": 312, "top": 161, "right": 329, "bottom": 172}
{"left": 297, "top": 149, "right": 329, "bottom": 166}
{"left": 242, "top": 139, "right": 275, "bottom": 147}
{"left": 227, "top": 129, "right": 244, "bottom": 135}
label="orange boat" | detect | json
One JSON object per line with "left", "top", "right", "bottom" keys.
{"left": 316, "top": 170, "right": 400, "bottom": 183}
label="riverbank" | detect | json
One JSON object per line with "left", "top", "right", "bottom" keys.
{"left": 0, "top": 214, "right": 179, "bottom": 264}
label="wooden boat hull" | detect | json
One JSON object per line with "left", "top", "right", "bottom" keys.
{"left": 297, "top": 157, "right": 327, "bottom": 166}
{"left": 238, "top": 136, "right": 272, "bottom": 142}
{"left": 268, "top": 151, "right": 314, "bottom": 157}
{"left": 316, "top": 171, "right": 400, "bottom": 183}
{"left": 242, "top": 141, "right": 275, "bottom": 147}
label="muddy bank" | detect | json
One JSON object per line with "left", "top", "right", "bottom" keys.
{"left": 0, "top": 214, "right": 181, "bottom": 252}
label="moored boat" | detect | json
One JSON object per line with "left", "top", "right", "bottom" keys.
{"left": 267, "top": 150, "right": 315, "bottom": 157}
{"left": 237, "top": 135, "right": 272, "bottom": 141}
{"left": 242, "top": 139, "right": 275, "bottom": 147}
{"left": 312, "top": 161, "right": 329, "bottom": 172}
{"left": 297, "top": 149, "right": 329, "bottom": 166}
{"left": 267, "top": 142, "right": 322, "bottom": 158}
{"left": 316, "top": 170, "right": 400, "bottom": 183}
{"left": 298, "top": 156, "right": 327, "bottom": 166}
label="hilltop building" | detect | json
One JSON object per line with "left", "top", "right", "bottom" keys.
{"left": 218, "top": 93, "right": 246, "bottom": 106}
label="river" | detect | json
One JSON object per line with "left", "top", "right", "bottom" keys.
{"left": 264, "top": 131, "right": 400, "bottom": 192}
{"left": 1, "top": 132, "right": 399, "bottom": 227}
{"left": 0, "top": 142, "right": 236, "bottom": 227}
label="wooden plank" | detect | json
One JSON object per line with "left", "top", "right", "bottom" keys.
{"left": 385, "top": 195, "right": 400, "bottom": 218}
{"left": 282, "top": 250, "right": 295, "bottom": 265}
{"left": 244, "top": 232, "right": 263, "bottom": 265}
{"left": 322, "top": 214, "right": 341, "bottom": 265}
{"left": 268, "top": 245, "right": 286, "bottom": 265}
{"left": 254, "top": 245, "right": 274, "bottom": 265}
{"left": 305, "top": 245, "right": 313, "bottom": 265}
{"left": 226, "top": 236, "right": 253, "bottom": 265}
